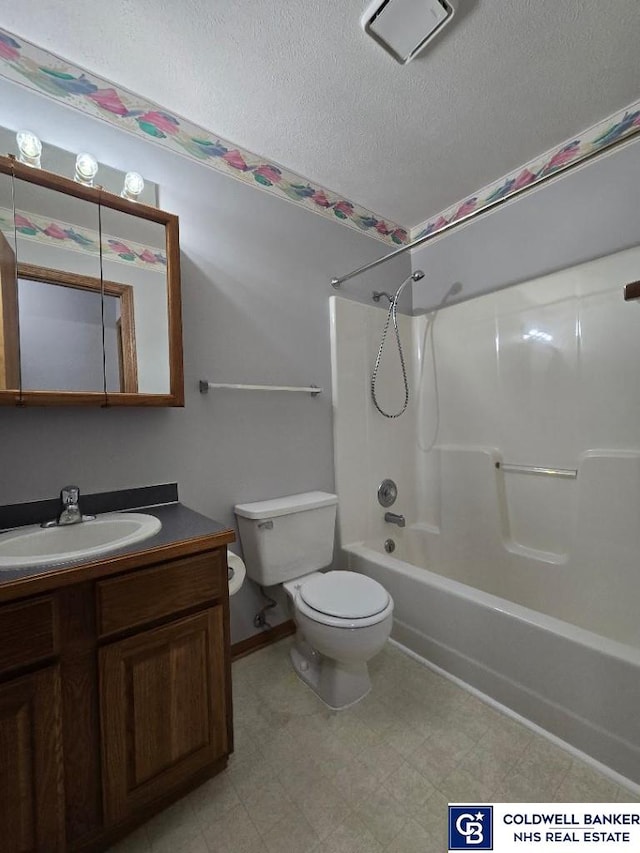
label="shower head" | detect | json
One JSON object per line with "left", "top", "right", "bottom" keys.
{"left": 387, "top": 269, "right": 426, "bottom": 305}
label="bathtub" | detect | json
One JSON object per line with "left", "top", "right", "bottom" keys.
{"left": 344, "top": 528, "right": 640, "bottom": 786}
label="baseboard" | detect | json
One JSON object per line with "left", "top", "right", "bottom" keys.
{"left": 231, "top": 619, "right": 296, "bottom": 661}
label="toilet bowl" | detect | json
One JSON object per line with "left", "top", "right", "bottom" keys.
{"left": 284, "top": 570, "right": 393, "bottom": 709}
{"left": 234, "top": 491, "right": 394, "bottom": 710}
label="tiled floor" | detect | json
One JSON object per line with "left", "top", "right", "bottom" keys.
{"left": 108, "top": 638, "right": 638, "bottom": 853}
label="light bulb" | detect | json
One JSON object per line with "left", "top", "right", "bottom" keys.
{"left": 121, "top": 171, "right": 144, "bottom": 201}
{"left": 16, "top": 130, "right": 42, "bottom": 168}
{"left": 74, "top": 152, "right": 99, "bottom": 186}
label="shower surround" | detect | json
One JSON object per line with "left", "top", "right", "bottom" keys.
{"left": 330, "top": 245, "right": 640, "bottom": 786}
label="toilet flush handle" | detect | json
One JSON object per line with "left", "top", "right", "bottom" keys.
{"left": 257, "top": 519, "right": 274, "bottom": 530}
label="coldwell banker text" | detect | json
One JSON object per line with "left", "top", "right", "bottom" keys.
{"left": 504, "top": 812, "right": 640, "bottom": 844}
{"left": 449, "top": 804, "right": 640, "bottom": 852}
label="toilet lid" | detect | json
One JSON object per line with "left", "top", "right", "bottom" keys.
{"left": 300, "top": 571, "right": 390, "bottom": 619}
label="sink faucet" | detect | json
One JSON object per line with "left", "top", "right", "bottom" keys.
{"left": 384, "top": 512, "right": 406, "bottom": 528}
{"left": 41, "top": 485, "right": 95, "bottom": 528}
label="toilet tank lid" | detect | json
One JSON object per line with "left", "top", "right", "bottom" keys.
{"left": 234, "top": 491, "right": 338, "bottom": 520}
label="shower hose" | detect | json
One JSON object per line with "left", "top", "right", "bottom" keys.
{"left": 371, "top": 278, "right": 411, "bottom": 419}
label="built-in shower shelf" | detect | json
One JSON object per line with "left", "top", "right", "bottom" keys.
{"left": 503, "top": 540, "right": 569, "bottom": 566}
{"left": 496, "top": 462, "right": 577, "bottom": 479}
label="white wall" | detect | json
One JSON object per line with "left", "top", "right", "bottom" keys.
{"left": 332, "top": 247, "right": 640, "bottom": 648}
{"left": 330, "top": 295, "right": 418, "bottom": 546}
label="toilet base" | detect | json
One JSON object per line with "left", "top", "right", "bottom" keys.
{"left": 289, "top": 639, "right": 371, "bottom": 711}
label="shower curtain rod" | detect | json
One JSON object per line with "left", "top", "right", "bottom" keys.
{"left": 330, "top": 129, "right": 640, "bottom": 289}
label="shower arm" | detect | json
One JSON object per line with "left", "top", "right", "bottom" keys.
{"left": 330, "top": 129, "right": 640, "bottom": 289}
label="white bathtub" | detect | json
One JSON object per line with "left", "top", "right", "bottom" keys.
{"left": 344, "top": 531, "right": 640, "bottom": 786}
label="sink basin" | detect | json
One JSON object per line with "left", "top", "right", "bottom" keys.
{"left": 0, "top": 512, "right": 162, "bottom": 570}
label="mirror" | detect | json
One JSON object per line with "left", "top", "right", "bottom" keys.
{"left": 0, "top": 155, "right": 183, "bottom": 406}
{"left": 99, "top": 207, "right": 170, "bottom": 396}
{"left": 13, "top": 175, "right": 105, "bottom": 396}
{"left": 16, "top": 267, "right": 137, "bottom": 393}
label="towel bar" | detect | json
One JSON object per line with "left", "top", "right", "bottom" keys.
{"left": 199, "top": 381, "right": 322, "bottom": 396}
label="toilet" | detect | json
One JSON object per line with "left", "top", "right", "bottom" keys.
{"left": 234, "top": 491, "right": 393, "bottom": 710}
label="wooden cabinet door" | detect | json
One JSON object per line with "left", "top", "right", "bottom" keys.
{"left": 0, "top": 666, "right": 65, "bottom": 852}
{"left": 100, "top": 608, "right": 228, "bottom": 824}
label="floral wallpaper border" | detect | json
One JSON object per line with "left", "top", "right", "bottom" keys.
{"left": 410, "top": 101, "right": 640, "bottom": 242}
{"left": 1, "top": 28, "right": 639, "bottom": 253}
{"left": 0, "top": 29, "right": 409, "bottom": 247}
{"left": 0, "top": 206, "right": 167, "bottom": 272}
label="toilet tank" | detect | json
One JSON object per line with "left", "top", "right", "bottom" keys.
{"left": 234, "top": 491, "right": 338, "bottom": 586}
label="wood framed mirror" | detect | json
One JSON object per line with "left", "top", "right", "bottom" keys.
{"left": 0, "top": 155, "right": 183, "bottom": 407}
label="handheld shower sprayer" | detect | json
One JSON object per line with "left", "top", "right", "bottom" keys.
{"left": 371, "top": 270, "right": 425, "bottom": 418}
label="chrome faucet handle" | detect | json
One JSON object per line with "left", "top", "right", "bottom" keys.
{"left": 40, "top": 485, "right": 94, "bottom": 528}
{"left": 61, "top": 485, "right": 80, "bottom": 506}
{"left": 57, "top": 485, "right": 82, "bottom": 525}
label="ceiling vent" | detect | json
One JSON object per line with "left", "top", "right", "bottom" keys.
{"left": 361, "top": 0, "right": 457, "bottom": 64}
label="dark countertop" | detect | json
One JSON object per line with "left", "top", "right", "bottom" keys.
{"left": 0, "top": 502, "right": 236, "bottom": 603}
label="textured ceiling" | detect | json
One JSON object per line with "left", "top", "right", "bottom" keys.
{"left": 2, "top": 0, "right": 640, "bottom": 228}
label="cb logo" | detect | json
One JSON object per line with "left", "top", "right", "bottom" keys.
{"left": 448, "top": 806, "right": 493, "bottom": 850}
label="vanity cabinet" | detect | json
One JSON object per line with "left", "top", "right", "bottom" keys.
{"left": 0, "top": 542, "right": 233, "bottom": 853}
{"left": 100, "top": 607, "right": 228, "bottom": 825}
{"left": 0, "top": 666, "right": 65, "bottom": 852}
{"left": 0, "top": 593, "right": 65, "bottom": 851}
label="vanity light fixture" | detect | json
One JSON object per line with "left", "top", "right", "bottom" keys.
{"left": 74, "top": 152, "right": 99, "bottom": 186}
{"left": 121, "top": 171, "right": 144, "bottom": 201}
{"left": 16, "top": 129, "right": 42, "bottom": 168}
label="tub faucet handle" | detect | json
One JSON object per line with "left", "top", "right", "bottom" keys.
{"left": 378, "top": 479, "right": 398, "bottom": 508}
{"left": 384, "top": 512, "right": 406, "bottom": 528}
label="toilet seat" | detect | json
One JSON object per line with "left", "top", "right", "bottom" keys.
{"left": 296, "top": 571, "right": 393, "bottom": 628}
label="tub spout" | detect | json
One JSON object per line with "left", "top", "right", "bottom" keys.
{"left": 384, "top": 512, "right": 406, "bottom": 528}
